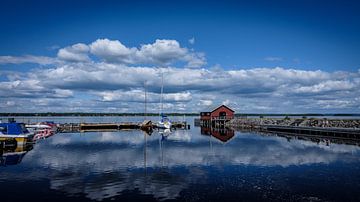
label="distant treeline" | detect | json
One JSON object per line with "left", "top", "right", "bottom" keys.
{"left": 0, "top": 112, "right": 198, "bottom": 117}
{"left": 0, "top": 113, "right": 359, "bottom": 117}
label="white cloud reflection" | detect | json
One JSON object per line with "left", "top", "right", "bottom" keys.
{"left": 1, "top": 130, "right": 359, "bottom": 201}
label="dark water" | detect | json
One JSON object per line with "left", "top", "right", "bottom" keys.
{"left": 1, "top": 117, "right": 360, "bottom": 202}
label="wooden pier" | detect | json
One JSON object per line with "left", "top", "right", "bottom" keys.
{"left": 58, "top": 121, "right": 189, "bottom": 133}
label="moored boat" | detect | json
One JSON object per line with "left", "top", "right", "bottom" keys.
{"left": 156, "top": 69, "right": 172, "bottom": 130}
{"left": 0, "top": 122, "right": 34, "bottom": 144}
{"left": 26, "top": 122, "right": 58, "bottom": 140}
{"left": 157, "top": 114, "right": 172, "bottom": 129}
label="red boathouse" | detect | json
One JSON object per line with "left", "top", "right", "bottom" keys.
{"left": 200, "top": 105, "right": 235, "bottom": 127}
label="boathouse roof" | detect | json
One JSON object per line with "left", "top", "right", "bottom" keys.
{"left": 200, "top": 105, "right": 235, "bottom": 114}
{"left": 211, "top": 105, "right": 234, "bottom": 113}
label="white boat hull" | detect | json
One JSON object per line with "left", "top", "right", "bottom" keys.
{"left": 157, "top": 121, "right": 172, "bottom": 129}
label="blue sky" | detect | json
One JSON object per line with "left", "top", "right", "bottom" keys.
{"left": 1, "top": 0, "right": 360, "bottom": 113}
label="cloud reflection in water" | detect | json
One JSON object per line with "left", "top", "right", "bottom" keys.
{"left": 2, "top": 129, "right": 360, "bottom": 201}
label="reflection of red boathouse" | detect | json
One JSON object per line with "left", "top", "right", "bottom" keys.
{"left": 200, "top": 105, "right": 234, "bottom": 127}
{"left": 200, "top": 127, "right": 235, "bottom": 143}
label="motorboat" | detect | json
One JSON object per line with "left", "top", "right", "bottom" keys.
{"left": 0, "top": 122, "right": 34, "bottom": 144}
{"left": 26, "top": 122, "right": 58, "bottom": 140}
{"left": 25, "top": 123, "right": 52, "bottom": 132}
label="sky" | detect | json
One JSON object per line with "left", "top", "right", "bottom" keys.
{"left": 0, "top": 0, "right": 360, "bottom": 113}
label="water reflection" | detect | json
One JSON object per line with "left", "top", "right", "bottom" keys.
{"left": 0, "top": 141, "right": 33, "bottom": 166}
{"left": 200, "top": 126, "right": 235, "bottom": 143}
{"left": 1, "top": 124, "right": 360, "bottom": 201}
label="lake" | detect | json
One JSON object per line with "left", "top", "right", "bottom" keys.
{"left": 1, "top": 116, "right": 360, "bottom": 202}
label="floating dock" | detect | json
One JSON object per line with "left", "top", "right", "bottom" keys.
{"left": 58, "top": 121, "right": 189, "bottom": 133}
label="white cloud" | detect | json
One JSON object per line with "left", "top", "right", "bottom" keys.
{"left": 57, "top": 43, "right": 90, "bottom": 62}
{"left": 1, "top": 64, "right": 359, "bottom": 113}
{"left": 0, "top": 55, "right": 56, "bottom": 65}
{"left": 89, "top": 38, "right": 205, "bottom": 67}
{"left": 97, "top": 90, "right": 191, "bottom": 103}
{"left": 184, "top": 52, "right": 206, "bottom": 68}
{"left": 53, "top": 89, "right": 74, "bottom": 98}
{"left": 89, "top": 38, "right": 135, "bottom": 63}
{"left": 293, "top": 80, "right": 356, "bottom": 94}
{"left": 137, "top": 39, "right": 187, "bottom": 64}
{"left": 1, "top": 38, "right": 360, "bottom": 113}
{"left": 199, "top": 100, "right": 213, "bottom": 106}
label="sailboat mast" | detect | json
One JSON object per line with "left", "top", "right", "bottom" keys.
{"left": 144, "top": 81, "right": 147, "bottom": 120}
{"left": 160, "top": 70, "right": 164, "bottom": 116}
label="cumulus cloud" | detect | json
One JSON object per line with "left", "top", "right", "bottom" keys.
{"left": 1, "top": 63, "right": 360, "bottom": 112}
{"left": 0, "top": 38, "right": 359, "bottom": 113}
{"left": 89, "top": 38, "right": 135, "bottom": 63}
{"left": 97, "top": 90, "right": 192, "bottom": 103}
{"left": 137, "top": 39, "right": 188, "bottom": 64}
{"left": 57, "top": 43, "right": 90, "bottom": 62}
{"left": 89, "top": 38, "right": 206, "bottom": 67}
{"left": 0, "top": 78, "right": 74, "bottom": 102}
{"left": 293, "top": 80, "right": 357, "bottom": 94}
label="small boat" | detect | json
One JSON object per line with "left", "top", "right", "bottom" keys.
{"left": 0, "top": 122, "right": 34, "bottom": 144}
{"left": 157, "top": 114, "right": 172, "bottom": 129}
{"left": 26, "top": 123, "right": 51, "bottom": 131}
{"left": 26, "top": 123, "right": 57, "bottom": 140}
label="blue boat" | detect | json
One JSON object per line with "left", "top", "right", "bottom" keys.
{"left": 0, "top": 122, "right": 34, "bottom": 143}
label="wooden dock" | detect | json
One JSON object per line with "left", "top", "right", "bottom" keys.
{"left": 58, "top": 121, "right": 189, "bottom": 133}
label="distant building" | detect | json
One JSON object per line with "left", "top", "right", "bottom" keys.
{"left": 200, "top": 105, "right": 235, "bottom": 127}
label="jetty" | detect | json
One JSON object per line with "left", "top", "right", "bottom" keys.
{"left": 222, "top": 117, "right": 360, "bottom": 140}
{"left": 58, "top": 121, "right": 189, "bottom": 133}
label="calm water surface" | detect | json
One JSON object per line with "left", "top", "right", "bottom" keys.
{"left": 1, "top": 116, "right": 360, "bottom": 202}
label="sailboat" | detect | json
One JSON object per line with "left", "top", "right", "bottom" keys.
{"left": 158, "top": 114, "right": 172, "bottom": 129}
{"left": 157, "top": 69, "right": 172, "bottom": 130}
